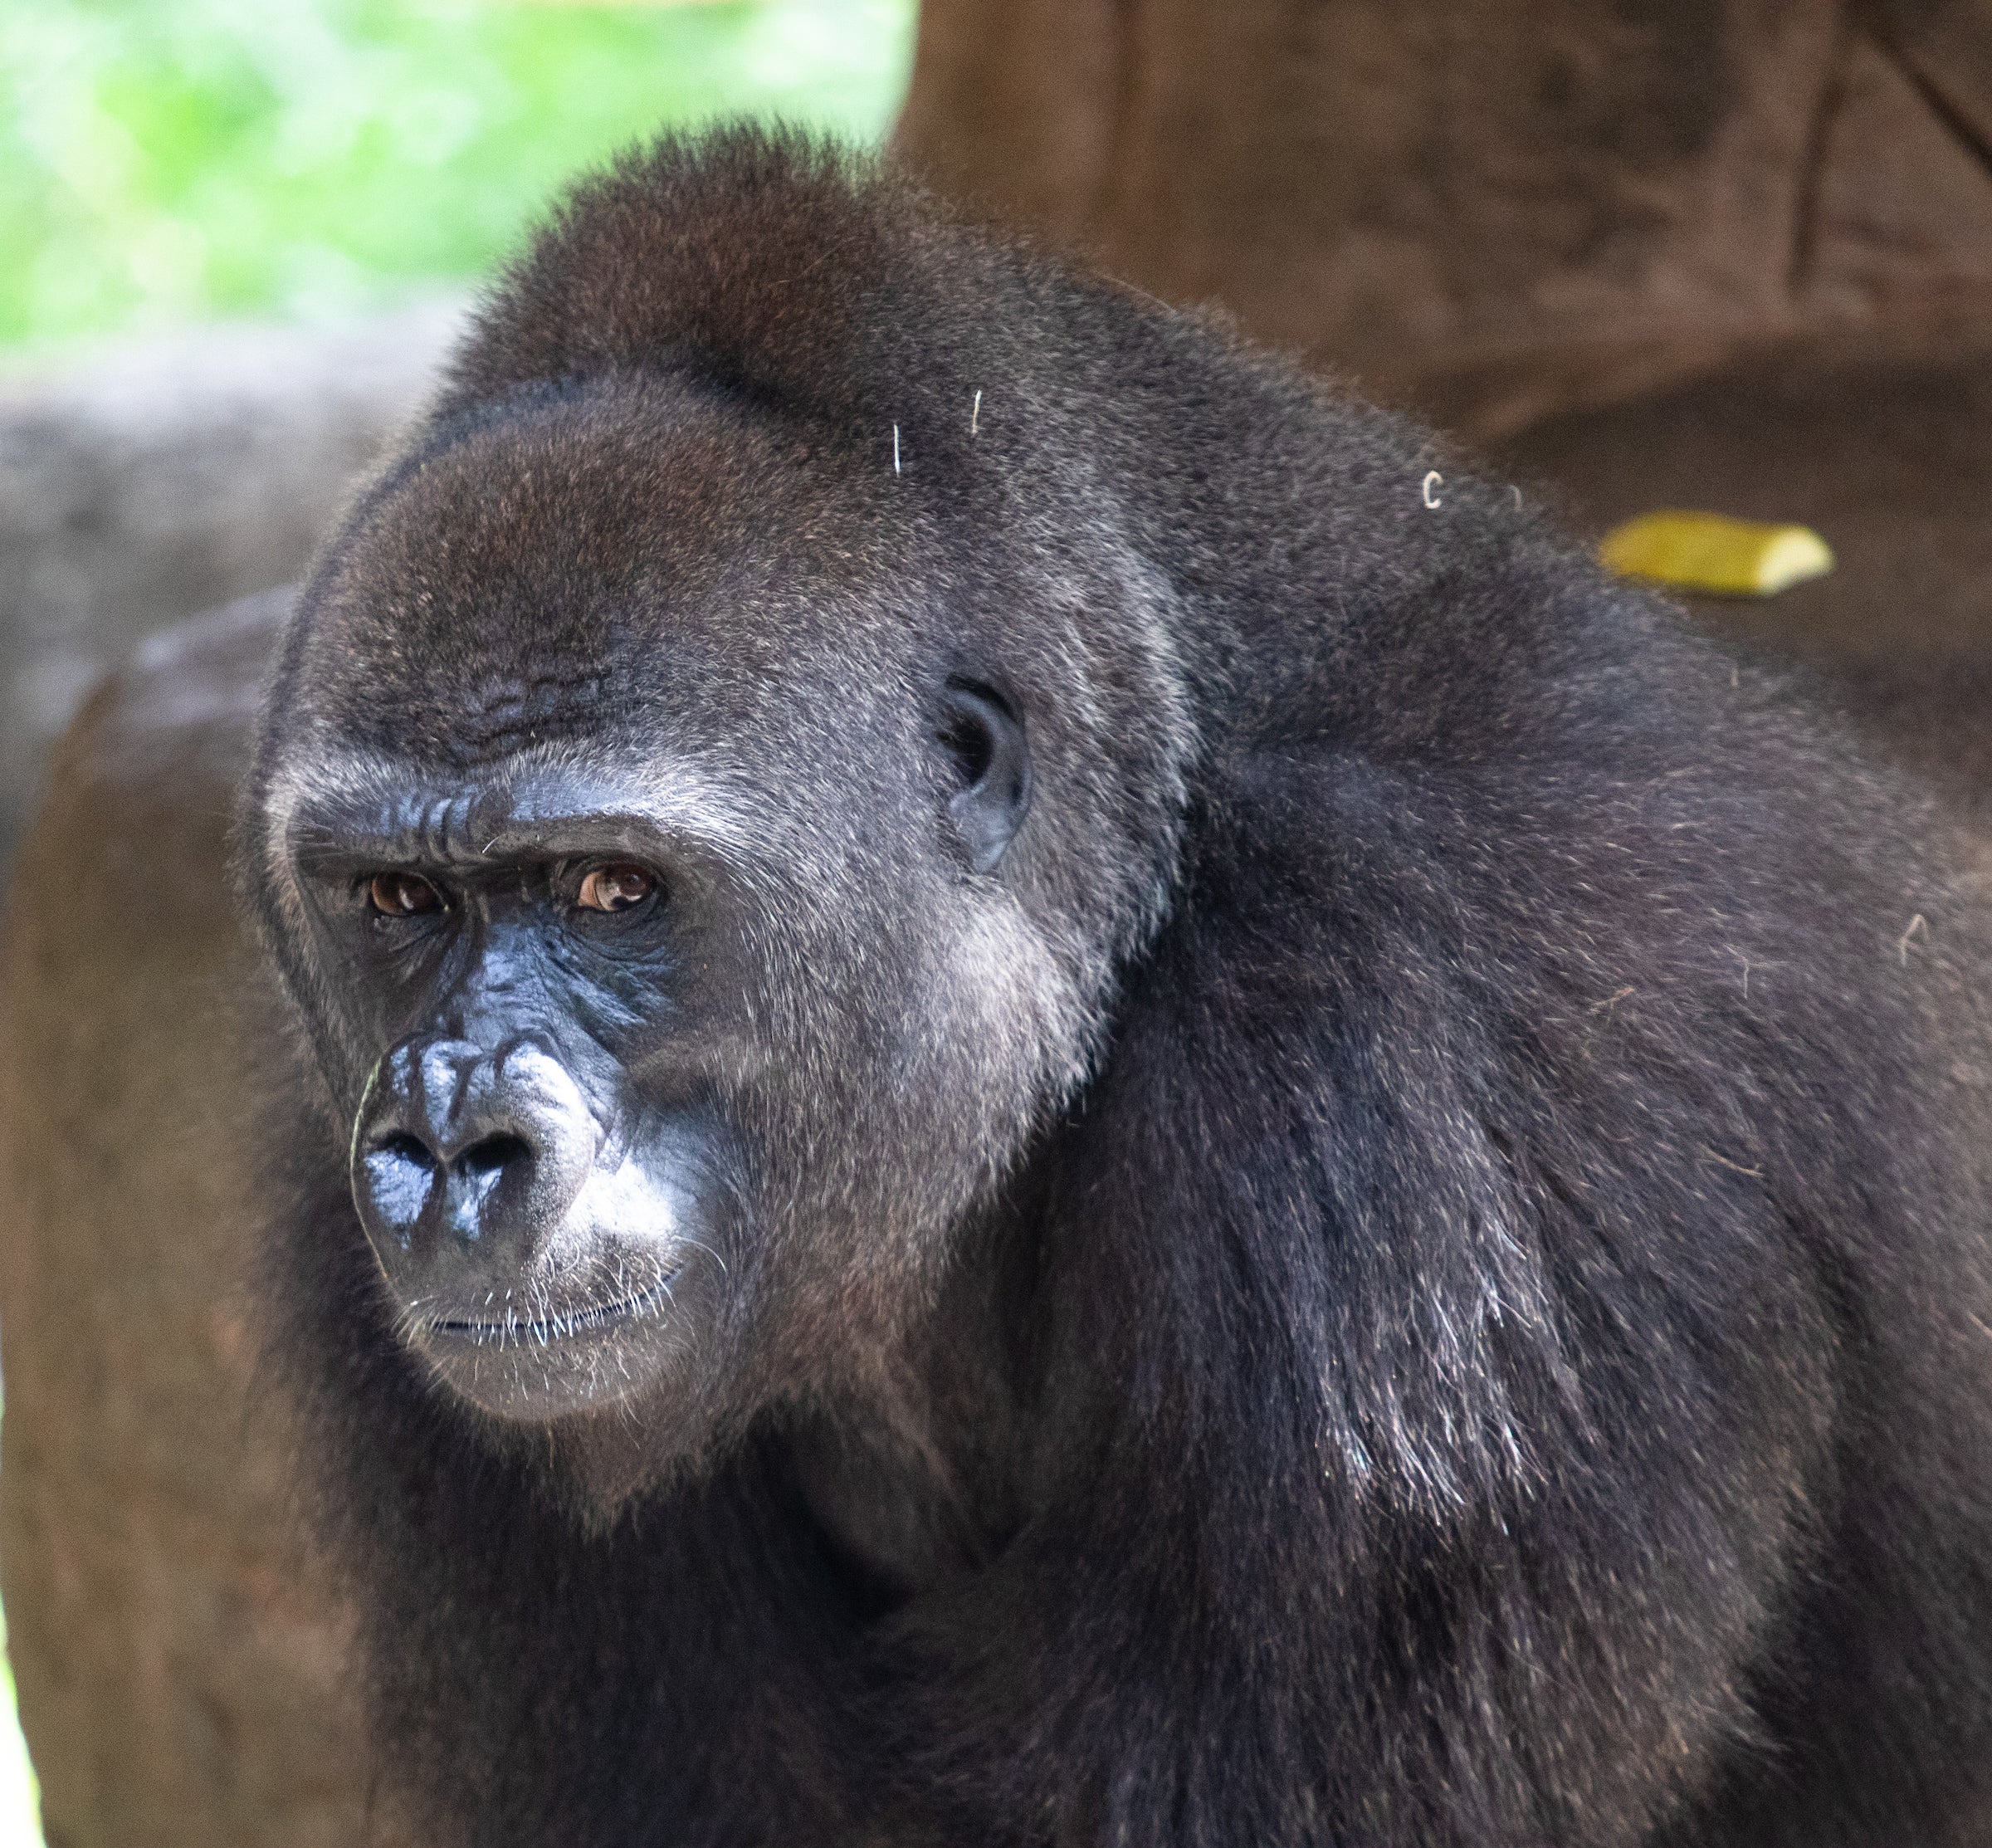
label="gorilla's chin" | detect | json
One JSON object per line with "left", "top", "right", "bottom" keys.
{"left": 403, "top": 1259, "right": 701, "bottom": 1425}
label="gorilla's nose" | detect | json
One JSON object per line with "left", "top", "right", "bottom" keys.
{"left": 351, "top": 1036, "right": 597, "bottom": 1265}
{"left": 359, "top": 1129, "right": 534, "bottom": 1245}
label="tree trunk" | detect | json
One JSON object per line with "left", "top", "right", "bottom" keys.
{"left": 897, "top": 0, "right": 1992, "bottom": 439}
{"left": 0, "top": 594, "right": 411, "bottom": 1848}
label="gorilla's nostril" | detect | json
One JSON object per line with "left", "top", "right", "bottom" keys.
{"left": 444, "top": 1134, "right": 535, "bottom": 1240}
{"left": 361, "top": 1134, "right": 441, "bottom": 1234}
{"left": 455, "top": 1133, "right": 533, "bottom": 1184}
{"left": 378, "top": 1132, "right": 435, "bottom": 1167}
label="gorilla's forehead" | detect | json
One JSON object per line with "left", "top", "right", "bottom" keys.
{"left": 288, "top": 374, "right": 921, "bottom": 769}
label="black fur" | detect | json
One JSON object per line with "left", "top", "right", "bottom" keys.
{"left": 240, "top": 129, "right": 1992, "bottom": 1846}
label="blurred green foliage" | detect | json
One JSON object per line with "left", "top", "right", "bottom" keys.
{"left": 0, "top": 0, "right": 917, "bottom": 350}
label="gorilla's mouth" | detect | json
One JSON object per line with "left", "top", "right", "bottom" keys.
{"left": 427, "top": 1275, "right": 678, "bottom": 1347}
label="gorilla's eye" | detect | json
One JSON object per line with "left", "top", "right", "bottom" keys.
{"left": 368, "top": 872, "right": 446, "bottom": 917}
{"left": 577, "top": 864, "right": 657, "bottom": 913}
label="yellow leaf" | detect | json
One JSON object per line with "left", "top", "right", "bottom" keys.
{"left": 1599, "top": 511, "right": 1834, "bottom": 597}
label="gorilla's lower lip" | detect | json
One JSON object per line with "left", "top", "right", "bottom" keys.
{"left": 427, "top": 1277, "right": 676, "bottom": 1347}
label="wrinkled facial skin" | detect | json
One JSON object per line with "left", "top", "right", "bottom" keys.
{"left": 281, "top": 765, "right": 755, "bottom": 1424}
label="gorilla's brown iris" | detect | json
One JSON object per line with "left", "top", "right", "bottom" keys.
{"left": 367, "top": 871, "right": 443, "bottom": 917}
{"left": 577, "top": 864, "right": 653, "bottom": 912}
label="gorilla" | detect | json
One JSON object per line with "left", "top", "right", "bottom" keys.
{"left": 224, "top": 130, "right": 1992, "bottom": 1846}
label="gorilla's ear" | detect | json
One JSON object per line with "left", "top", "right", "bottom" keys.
{"left": 937, "top": 680, "right": 1032, "bottom": 873}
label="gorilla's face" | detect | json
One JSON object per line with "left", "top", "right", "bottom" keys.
{"left": 276, "top": 758, "right": 764, "bottom": 1425}
{"left": 269, "top": 717, "right": 1034, "bottom": 1438}
{"left": 242, "top": 386, "right": 1114, "bottom": 1480}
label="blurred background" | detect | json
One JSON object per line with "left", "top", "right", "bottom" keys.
{"left": 2, "top": 0, "right": 911, "bottom": 350}
{"left": 4, "top": 2, "right": 1992, "bottom": 1845}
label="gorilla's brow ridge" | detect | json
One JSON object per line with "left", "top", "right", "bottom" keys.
{"left": 266, "top": 741, "right": 779, "bottom": 877}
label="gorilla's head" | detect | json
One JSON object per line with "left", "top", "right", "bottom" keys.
{"left": 243, "top": 361, "right": 1194, "bottom": 1498}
